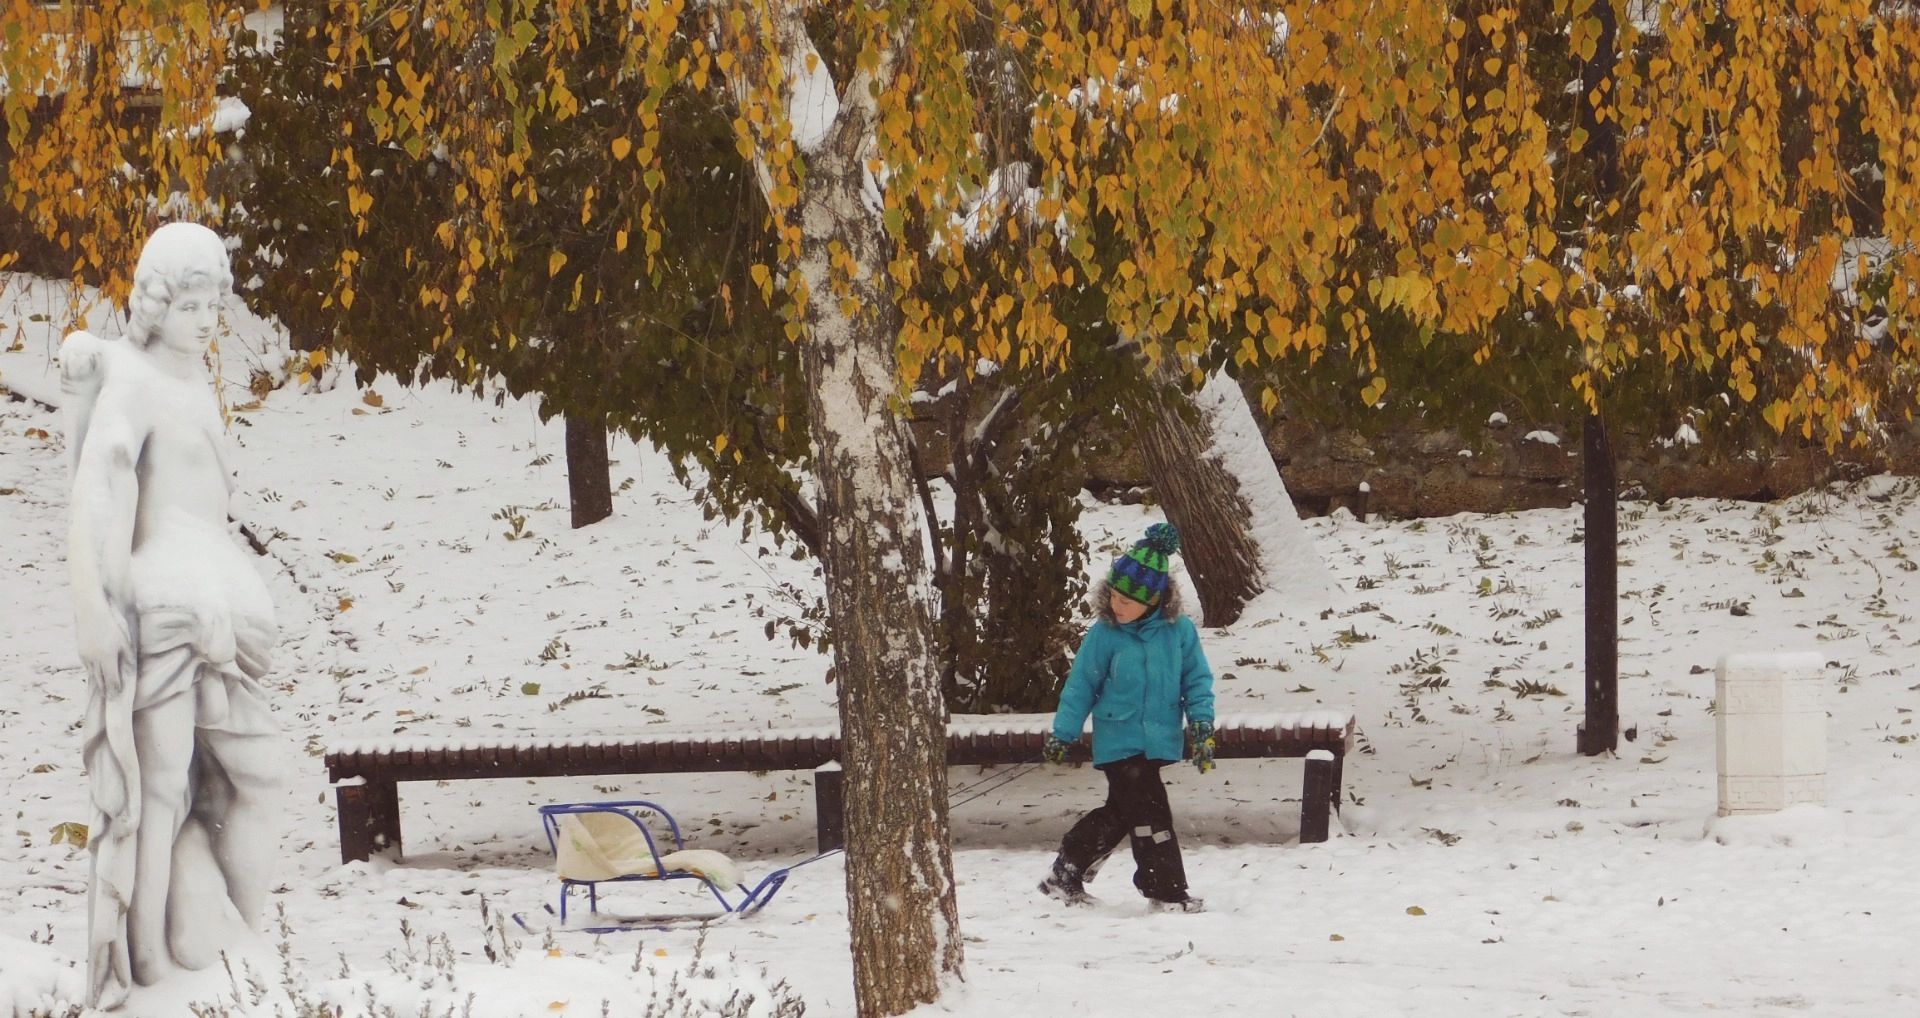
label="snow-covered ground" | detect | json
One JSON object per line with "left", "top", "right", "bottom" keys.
{"left": 3, "top": 272, "right": 1918, "bottom": 1016}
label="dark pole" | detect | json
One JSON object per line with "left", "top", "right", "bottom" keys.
{"left": 1579, "top": 414, "right": 1618, "bottom": 755}
{"left": 1576, "top": 0, "right": 1621, "bottom": 756}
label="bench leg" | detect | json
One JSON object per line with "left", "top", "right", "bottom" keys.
{"left": 1300, "top": 754, "right": 1336, "bottom": 844}
{"left": 815, "top": 764, "right": 845, "bottom": 853}
{"left": 336, "top": 777, "right": 403, "bottom": 864}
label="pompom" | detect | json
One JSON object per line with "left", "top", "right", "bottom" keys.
{"left": 1141, "top": 522, "right": 1180, "bottom": 556}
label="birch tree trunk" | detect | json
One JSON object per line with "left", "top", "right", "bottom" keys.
{"left": 720, "top": 8, "right": 963, "bottom": 1014}
{"left": 796, "top": 107, "right": 964, "bottom": 1018}
{"left": 1134, "top": 370, "right": 1337, "bottom": 625}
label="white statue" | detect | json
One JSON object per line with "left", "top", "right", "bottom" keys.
{"left": 65, "top": 222, "right": 282, "bottom": 1010}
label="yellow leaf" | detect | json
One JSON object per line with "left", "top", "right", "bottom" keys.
{"left": 1762, "top": 400, "right": 1791, "bottom": 432}
{"left": 715, "top": 433, "right": 729, "bottom": 456}
{"left": 1360, "top": 376, "right": 1388, "bottom": 406}
{"left": 1329, "top": 933, "right": 1345, "bottom": 942}
{"left": 308, "top": 349, "right": 329, "bottom": 369}
{"left": 616, "top": 230, "right": 629, "bottom": 253}
{"left": 547, "top": 1003, "right": 567, "bottom": 1012}
{"left": 362, "top": 391, "right": 384, "bottom": 408}
{"left": 549, "top": 252, "right": 568, "bottom": 277}
{"left": 1407, "top": 905, "right": 1426, "bottom": 916}
{"left": 611, "top": 137, "right": 632, "bottom": 161}
{"left": 48, "top": 821, "right": 89, "bottom": 848}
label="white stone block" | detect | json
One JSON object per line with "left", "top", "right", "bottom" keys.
{"left": 1715, "top": 652, "right": 1826, "bottom": 816}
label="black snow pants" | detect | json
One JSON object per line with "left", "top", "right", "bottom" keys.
{"left": 1057, "top": 754, "right": 1188, "bottom": 901}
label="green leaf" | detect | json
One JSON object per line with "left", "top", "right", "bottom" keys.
{"left": 521, "top": 682, "right": 541, "bottom": 695}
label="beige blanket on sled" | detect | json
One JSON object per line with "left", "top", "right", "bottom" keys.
{"left": 554, "top": 813, "right": 747, "bottom": 889}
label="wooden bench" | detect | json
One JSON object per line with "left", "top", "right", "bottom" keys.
{"left": 324, "top": 711, "right": 1355, "bottom": 864}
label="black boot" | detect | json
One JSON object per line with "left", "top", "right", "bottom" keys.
{"left": 1037, "top": 855, "right": 1095, "bottom": 906}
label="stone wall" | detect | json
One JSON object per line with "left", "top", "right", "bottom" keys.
{"left": 914, "top": 404, "right": 1920, "bottom": 519}
{"left": 1262, "top": 414, "right": 1920, "bottom": 518}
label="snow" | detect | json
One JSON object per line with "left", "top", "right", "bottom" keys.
{"left": 210, "top": 96, "right": 251, "bottom": 135}
{"left": 1828, "top": 237, "right": 1892, "bottom": 296}
{"left": 950, "top": 164, "right": 1038, "bottom": 247}
{"left": 241, "top": 7, "right": 285, "bottom": 55}
{"left": 1719, "top": 651, "right": 1825, "bottom": 676}
{"left": 5, "top": 274, "right": 1920, "bottom": 1015}
{"left": 0, "top": 940, "right": 83, "bottom": 1018}
{"left": 1523, "top": 429, "right": 1561, "bottom": 445}
{"left": 1487, "top": 412, "right": 1508, "bottom": 427}
{"left": 1194, "top": 370, "right": 1340, "bottom": 616}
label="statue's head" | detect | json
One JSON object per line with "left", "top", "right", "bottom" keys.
{"left": 126, "top": 222, "right": 233, "bottom": 351}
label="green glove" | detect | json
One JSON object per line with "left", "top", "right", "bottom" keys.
{"left": 1043, "top": 734, "right": 1071, "bottom": 764}
{"left": 1188, "top": 721, "right": 1216, "bottom": 775}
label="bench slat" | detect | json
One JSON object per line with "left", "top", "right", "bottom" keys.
{"left": 326, "top": 713, "right": 1354, "bottom": 783}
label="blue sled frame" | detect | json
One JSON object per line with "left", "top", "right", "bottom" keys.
{"left": 532, "top": 800, "right": 841, "bottom": 930}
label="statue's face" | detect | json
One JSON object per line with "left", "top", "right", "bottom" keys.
{"left": 155, "top": 280, "right": 222, "bottom": 359}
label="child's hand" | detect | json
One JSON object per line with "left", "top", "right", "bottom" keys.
{"left": 1043, "top": 734, "right": 1071, "bottom": 764}
{"left": 1188, "top": 721, "right": 1216, "bottom": 775}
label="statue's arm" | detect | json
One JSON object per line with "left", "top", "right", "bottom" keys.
{"left": 68, "top": 386, "right": 143, "bottom": 691}
{"left": 60, "top": 331, "right": 110, "bottom": 475}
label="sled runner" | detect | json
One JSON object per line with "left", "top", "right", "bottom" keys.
{"left": 514, "top": 800, "right": 841, "bottom": 933}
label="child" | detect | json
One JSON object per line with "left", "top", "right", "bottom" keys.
{"left": 1039, "top": 522, "right": 1216, "bottom": 913}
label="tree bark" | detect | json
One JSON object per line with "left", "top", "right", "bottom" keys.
{"left": 564, "top": 413, "right": 612, "bottom": 529}
{"left": 770, "top": 25, "right": 963, "bottom": 1018}
{"left": 1134, "top": 385, "right": 1264, "bottom": 626}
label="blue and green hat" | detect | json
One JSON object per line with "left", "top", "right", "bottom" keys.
{"left": 1109, "top": 523, "right": 1180, "bottom": 606}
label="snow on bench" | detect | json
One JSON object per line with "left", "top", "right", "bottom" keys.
{"left": 324, "top": 711, "right": 1356, "bottom": 863}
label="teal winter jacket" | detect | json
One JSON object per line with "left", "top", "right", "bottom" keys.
{"left": 1051, "top": 609, "right": 1216, "bottom": 766}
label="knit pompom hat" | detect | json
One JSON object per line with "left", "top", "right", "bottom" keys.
{"left": 1109, "top": 523, "right": 1180, "bottom": 606}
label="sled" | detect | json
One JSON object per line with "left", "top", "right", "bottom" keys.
{"left": 513, "top": 800, "right": 841, "bottom": 933}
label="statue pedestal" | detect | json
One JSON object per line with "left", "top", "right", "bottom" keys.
{"left": 1715, "top": 652, "right": 1826, "bottom": 816}
{"left": 118, "top": 930, "right": 289, "bottom": 1017}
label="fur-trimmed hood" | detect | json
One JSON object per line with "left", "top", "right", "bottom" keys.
{"left": 1090, "top": 577, "right": 1185, "bottom": 625}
